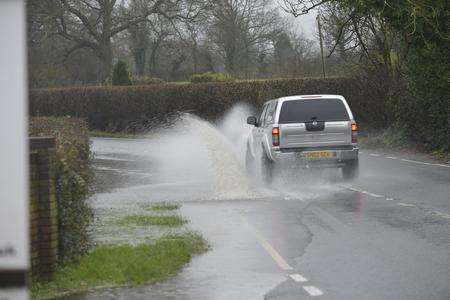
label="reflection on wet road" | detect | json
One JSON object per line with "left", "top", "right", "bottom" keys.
{"left": 77, "top": 106, "right": 450, "bottom": 300}
{"left": 72, "top": 132, "right": 450, "bottom": 300}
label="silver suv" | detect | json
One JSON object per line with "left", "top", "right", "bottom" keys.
{"left": 246, "top": 95, "right": 359, "bottom": 182}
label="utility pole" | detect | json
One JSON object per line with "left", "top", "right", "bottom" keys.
{"left": 316, "top": 14, "right": 326, "bottom": 78}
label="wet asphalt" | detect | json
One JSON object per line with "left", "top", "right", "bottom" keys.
{"left": 76, "top": 137, "right": 450, "bottom": 300}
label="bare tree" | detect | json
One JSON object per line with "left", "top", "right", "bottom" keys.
{"left": 51, "top": 0, "right": 199, "bottom": 81}
{"left": 318, "top": 2, "right": 402, "bottom": 79}
{"left": 208, "top": 0, "right": 279, "bottom": 75}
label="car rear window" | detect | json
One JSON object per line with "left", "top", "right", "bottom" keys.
{"left": 278, "top": 98, "right": 349, "bottom": 123}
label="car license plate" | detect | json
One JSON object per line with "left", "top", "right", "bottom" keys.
{"left": 305, "top": 151, "right": 333, "bottom": 159}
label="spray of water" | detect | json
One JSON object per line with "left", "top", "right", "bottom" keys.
{"left": 143, "top": 104, "right": 260, "bottom": 201}
{"left": 115, "top": 102, "right": 343, "bottom": 203}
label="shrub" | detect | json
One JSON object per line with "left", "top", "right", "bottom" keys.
{"left": 190, "top": 72, "right": 235, "bottom": 83}
{"left": 30, "top": 77, "right": 387, "bottom": 133}
{"left": 29, "top": 117, "right": 93, "bottom": 262}
{"left": 359, "top": 125, "right": 410, "bottom": 149}
{"left": 132, "top": 75, "right": 165, "bottom": 86}
{"left": 112, "top": 60, "right": 132, "bottom": 86}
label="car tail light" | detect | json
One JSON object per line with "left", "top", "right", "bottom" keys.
{"left": 272, "top": 127, "right": 280, "bottom": 146}
{"left": 351, "top": 122, "right": 358, "bottom": 143}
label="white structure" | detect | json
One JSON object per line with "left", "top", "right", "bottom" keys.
{"left": 0, "top": 0, "right": 29, "bottom": 299}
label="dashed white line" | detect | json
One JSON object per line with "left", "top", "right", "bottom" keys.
{"left": 400, "top": 158, "right": 450, "bottom": 168}
{"left": 303, "top": 286, "right": 324, "bottom": 296}
{"left": 242, "top": 218, "right": 293, "bottom": 270}
{"left": 243, "top": 217, "right": 325, "bottom": 295}
{"left": 290, "top": 273, "right": 308, "bottom": 282}
{"left": 347, "top": 186, "right": 384, "bottom": 198}
{"left": 431, "top": 211, "right": 450, "bottom": 219}
{"left": 348, "top": 187, "right": 449, "bottom": 219}
{"left": 364, "top": 151, "right": 450, "bottom": 168}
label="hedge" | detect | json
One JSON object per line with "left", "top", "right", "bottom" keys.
{"left": 29, "top": 77, "right": 388, "bottom": 132}
{"left": 29, "top": 117, "right": 93, "bottom": 262}
{"left": 190, "top": 72, "right": 235, "bottom": 83}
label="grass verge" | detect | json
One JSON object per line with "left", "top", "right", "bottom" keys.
{"left": 32, "top": 232, "right": 207, "bottom": 299}
{"left": 359, "top": 127, "right": 449, "bottom": 162}
{"left": 359, "top": 126, "right": 410, "bottom": 150}
{"left": 88, "top": 130, "right": 140, "bottom": 139}
{"left": 146, "top": 202, "right": 181, "bottom": 211}
{"left": 119, "top": 215, "right": 187, "bottom": 227}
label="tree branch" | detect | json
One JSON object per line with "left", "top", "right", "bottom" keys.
{"left": 327, "top": 11, "right": 355, "bottom": 58}
{"left": 281, "top": 0, "right": 330, "bottom": 17}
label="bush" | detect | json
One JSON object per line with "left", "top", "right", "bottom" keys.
{"left": 132, "top": 75, "right": 165, "bottom": 86}
{"left": 190, "top": 72, "right": 235, "bottom": 83}
{"left": 29, "top": 77, "right": 387, "bottom": 133}
{"left": 112, "top": 60, "right": 132, "bottom": 86}
{"left": 29, "top": 117, "right": 93, "bottom": 262}
{"left": 359, "top": 125, "right": 410, "bottom": 149}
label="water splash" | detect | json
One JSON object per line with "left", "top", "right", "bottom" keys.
{"left": 185, "top": 114, "right": 257, "bottom": 200}
{"left": 113, "top": 104, "right": 260, "bottom": 201}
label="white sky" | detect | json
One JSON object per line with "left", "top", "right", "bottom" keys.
{"left": 282, "top": 9, "right": 319, "bottom": 40}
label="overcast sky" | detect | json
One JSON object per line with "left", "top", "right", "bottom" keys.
{"left": 283, "top": 9, "right": 318, "bottom": 40}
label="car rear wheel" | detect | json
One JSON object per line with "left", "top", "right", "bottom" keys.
{"left": 342, "top": 159, "right": 359, "bottom": 180}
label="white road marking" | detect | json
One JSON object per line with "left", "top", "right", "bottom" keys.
{"left": 303, "top": 286, "right": 324, "bottom": 296}
{"left": 290, "top": 273, "right": 308, "bottom": 282}
{"left": 242, "top": 218, "right": 293, "bottom": 270}
{"left": 364, "top": 152, "right": 450, "bottom": 168}
{"left": 281, "top": 191, "right": 306, "bottom": 202}
{"left": 347, "top": 186, "right": 449, "bottom": 220}
{"left": 242, "top": 218, "right": 325, "bottom": 294}
{"left": 359, "top": 151, "right": 364, "bottom": 154}
{"left": 431, "top": 211, "right": 450, "bottom": 219}
{"left": 400, "top": 158, "right": 450, "bottom": 168}
{"left": 347, "top": 186, "right": 384, "bottom": 198}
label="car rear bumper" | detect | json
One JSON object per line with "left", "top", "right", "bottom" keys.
{"left": 272, "top": 146, "right": 358, "bottom": 166}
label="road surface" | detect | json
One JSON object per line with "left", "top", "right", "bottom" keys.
{"left": 74, "top": 135, "right": 450, "bottom": 300}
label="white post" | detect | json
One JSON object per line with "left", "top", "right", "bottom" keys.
{"left": 0, "top": 0, "right": 29, "bottom": 299}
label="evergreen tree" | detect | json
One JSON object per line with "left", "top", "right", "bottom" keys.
{"left": 112, "top": 60, "right": 132, "bottom": 86}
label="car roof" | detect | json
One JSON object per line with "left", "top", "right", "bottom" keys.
{"left": 277, "top": 94, "right": 345, "bottom": 102}
{"left": 263, "top": 95, "right": 346, "bottom": 106}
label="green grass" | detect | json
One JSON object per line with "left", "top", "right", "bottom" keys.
{"left": 119, "top": 215, "right": 187, "bottom": 227}
{"left": 88, "top": 130, "right": 140, "bottom": 139}
{"left": 359, "top": 126, "right": 410, "bottom": 150}
{"left": 432, "top": 149, "right": 450, "bottom": 161}
{"left": 146, "top": 202, "right": 181, "bottom": 211}
{"left": 32, "top": 232, "right": 207, "bottom": 299}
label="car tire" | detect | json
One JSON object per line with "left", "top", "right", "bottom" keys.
{"left": 342, "top": 159, "right": 359, "bottom": 180}
{"left": 261, "top": 151, "right": 274, "bottom": 184}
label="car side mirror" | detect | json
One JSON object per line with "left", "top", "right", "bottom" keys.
{"left": 247, "top": 116, "right": 257, "bottom": 126}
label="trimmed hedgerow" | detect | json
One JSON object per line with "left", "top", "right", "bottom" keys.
{"left": 29, "top": 77, "right": 387, "bottom": 132}
{"left": 29, "top": 117, "right": 93, "bottom": 262}
{"left": 190, "top": 72, "right": 235, "bottom": 83}
{"left": 132, "top": 75, "right": 165, "bottom": 86}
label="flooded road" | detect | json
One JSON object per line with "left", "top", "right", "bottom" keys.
{"left": 76, "top": 110, "right": 450, "bottom": 300}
